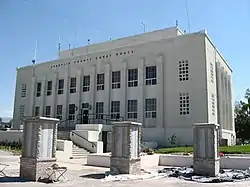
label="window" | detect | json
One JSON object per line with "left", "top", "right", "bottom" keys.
{"left": 128, "top": 68, "right": 138, "bottom": 87}
{"left": 36, "top": 82, "right": 42, "bottom": 97}
{"left": 146, "top": 66, "right": 157, "bottom": 85}
{"left": 21, "top": 84, "right": 27, "bottom": 98}
{"left": 97, "top": 73, "right": 104, "bottom": 91}
{"left": 20, "top": 105, "right": 25, "bottom": 118}
{"left": 82, "top": 103, "right": 89, "bottom": 109}
{"left": 58, "top": 79, "right": 64, "bottom": 95}
{"left": 112, "top": 71, "right": 121, "bottom": 89}
{"left": 44, "top": 106, "right": 51, "bottom": 118}
{"left": 83, "top": 75, "right": 90, "bottom": 92}
{"left": 47, "top": 81, "right": 52, "bottom": 96}
{"left": 96, "top": 102, "right": 104, "bottom": 119}
{"left": 210, "top": 62, "right": 214, "bottom": 83}
{"left": 34, "top": 106, "right": 40, "bottom": 116}
{"left": 211, "top": 93, "right": 215, "bottom": 116}
{"left": 179, "top": 92, "right": 190, "bottom": 115}
{"left": 145, "top": 98, "right": 157, "bottom": 118}
{"left": 111, "top": 101, "right": 120, "bottom": 119}
{"left": 70, "top": 77, "right": 77, "bottom": 93}
{"left": 68, "top": 104, "right": 75, "bottom": 121}
{"left": 128, "top": 100, "right": 138, "bottom": 119}
{"left": 56, "top": 105, "right": 63, "bottom": 120}
{"left": 179, "top": 60, "right": 189, "bottom": 81}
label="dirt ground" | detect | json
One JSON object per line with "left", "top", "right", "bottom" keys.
{"left": 1, "top": 150, "right": 250, "bottom": 187}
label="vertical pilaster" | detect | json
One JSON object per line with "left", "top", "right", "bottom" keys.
{"left": 90, "top": 66, "right": 96, "bottom": 113}
{"left": 156, "top": 55, "right": 164, "bottom": 128}
{"left": 63, "top": 67, "right": 69, "bottom": 124}
{"left": 76, "top": 69, "right": 82, "bottom": 116}
{"left": 228, "top": 75, "right": 234, "bottom": 131}
{"left": 51, "top": 73, "right": 57, "bottom": 118}
{"left": 40, "top": 76, "right": 46, "bottom": 116}
{"left": 104, "top": 63, "right": 111, "bottom": 115}
{"left": 29, "top": 77, "right": 36, "bottom": 116}
{"left": 121, "top": 62, "right": 127, "bottom": 119}
{"left": 138, "top": 58, "right": 145, "bottom": 125}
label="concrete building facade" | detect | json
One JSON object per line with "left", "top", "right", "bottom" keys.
{"left": 12, "top": 27, "right": 235, "bottom": 146}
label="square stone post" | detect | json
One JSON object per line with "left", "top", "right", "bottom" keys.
{"left": 20, "top": 117, "right": 59, "bottom": 181}
{"left": 193, "top": 123, "right": 220, "bottom": 176}
{"left": 110, "top": 121, "right": 141, "bottom": 175}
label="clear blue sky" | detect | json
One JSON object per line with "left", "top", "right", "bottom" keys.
{"left": 0, "top": 0, "right": 249, "bottom": 117}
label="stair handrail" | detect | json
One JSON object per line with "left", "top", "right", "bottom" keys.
{"left": 71, "top": 131, "right": 96, "bottom": 148}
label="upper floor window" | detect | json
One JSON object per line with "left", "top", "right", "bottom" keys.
{"left": 111, "top": 101, "right": 120, "bottom": 119}
{"left": 128, "top": 100, "right": 138, "bottom": 119}
{"left": 34, "top": 106, "right": 40, "bottom": 116}
{"left": 179, "top": 92, "right": 190, "bottom": 115}
{"left": 20, "top": 105, "right": 25, "bottom": 118}
{"left": 128, "top": 68, "right": 138, "bottom": 87}
{"left": 36, "top": 82, "right": 42, "bottom": 97}
{"left": 47, "top": 81, "right": 52, "bottom": 96}
{"left": 112, "top": 71, "right": 121, "bottom": 89}
{"left": 21, "top": 84, "right": 27, "bottom": 98}
{"left": 146, "top": 66, "right": 157, "bottom": 85}
{"left": 145, "top": 98, "right": 157, "bottom": 118}
{"left": 97, "top": 73, "right": 104, "bottom": 91}
{"left": 56, "top": 105, "right": 63, "bottom": 120}
{"left": 68, "top": 104, "right": 76, "bottom": 121}
{"left": 70, "top": 77, "right": 76, "bottom": 93}
{"left": 96, "top": 102, "right": 104, "bottom": 119}
{"left": 179, "top": 60, "right": 189, "bottom": 81}
{"left": 82, "top": 103, "right": 89, "bottom": 110}
{"left": 58, "top": 79, "right": 64, "bottom": 95}
{"left": 44, "top": 106, "right": 51, "bottom": 118}
{"left": 83, "top": 75, "right": 90, "bottom": 92}
{"left": 210, "top": 62, "right": 214, "bottom": 83}
{"left": 211, "top": 93, "right": 215, "bottom": 116}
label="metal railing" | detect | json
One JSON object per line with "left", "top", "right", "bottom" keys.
{"left": 75, "top": 113, "right": 124, "bottom": 125}
{"left": 71, "top": 131, "right": 96, "bottom": 149}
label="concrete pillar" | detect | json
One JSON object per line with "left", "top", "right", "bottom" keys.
{"left": 110, "top": 121, "right": 141, "bottom": 175}
{"left": 20, "top": 116, "right": 59, "bottom": 181}
{"left": 193, "top": 123, "right": 220, "bottom": 176}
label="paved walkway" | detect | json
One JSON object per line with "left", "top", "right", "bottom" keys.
{"left": 1, "top": 150, "right": 250, "bottom": 187}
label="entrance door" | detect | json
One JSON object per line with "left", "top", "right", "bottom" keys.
{"left": 102, "top": 131, "right": 108, "bottom": 153}
{"left": 82, "top": 109, "right": 89, "bottom": 124}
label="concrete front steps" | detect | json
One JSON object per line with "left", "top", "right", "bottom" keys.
{"left": 71, "top": 144, "right": 90, "bottom": 159}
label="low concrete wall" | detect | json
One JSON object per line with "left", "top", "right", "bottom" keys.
{"left": 87, "top": 154, "right": 250, "bottom": 170}
{"left": 87, "top": 153, "right": 110, "bottom": 167}
{"left": 159, "top": 155, "right": 193, "bottom": 167}
{"left": 87, "top": 154, "right": 159, "bottom": 168}
{"left": 56, "top": 140, "right": 73, "bottom": 160}
{"left": 0, "top": 130, "right": 23, "bottom": 142}
{"left": 221, "top": 157, "right": 250, "bottom": 170}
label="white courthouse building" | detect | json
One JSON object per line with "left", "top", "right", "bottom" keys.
{"left": 13, "top": 27, "right": 236, "bottom": 146}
